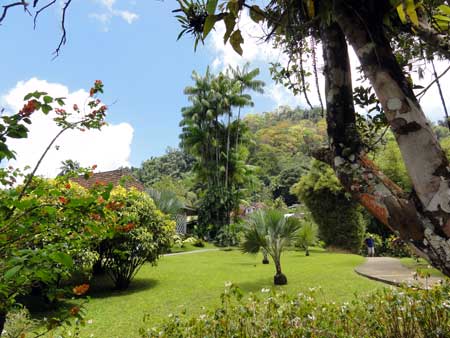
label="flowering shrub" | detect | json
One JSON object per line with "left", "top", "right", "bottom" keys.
{"left": 140, "top": 282, "right": 450, "bottom": 338}
{"left": 0, "top": 81, "right": 110, "bottom": 335}
{"left": 96, "top": 187, "right": 175, "bottom": 290}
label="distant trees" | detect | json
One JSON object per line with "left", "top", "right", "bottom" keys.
{"left": 134, "top": 148, "right": 195, "bottom": 188}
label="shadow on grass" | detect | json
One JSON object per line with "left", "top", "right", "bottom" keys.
{"left": 87, "top": 275, "right": 159, "bottom": 299}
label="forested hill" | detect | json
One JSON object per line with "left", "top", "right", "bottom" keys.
{"left": 134, "top": 105, "right": 450, "bottom": 208}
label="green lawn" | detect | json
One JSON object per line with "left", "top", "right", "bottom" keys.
{"left": 38, "top": 249, "right": 384, "bottom": 338}
{"left": 167, "top": 241, "right": 217, "bottom": 253}
{"left": 400, "top": 257, "right": 446, "bottom": 277}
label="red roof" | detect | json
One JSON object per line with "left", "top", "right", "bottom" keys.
{"left": 71, "top": 169, "right": 144, "bottom": 191}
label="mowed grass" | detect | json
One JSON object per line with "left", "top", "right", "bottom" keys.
{"left": 41, "top": 249, "right": 384, "bottom": 338}
{"left": 400, "top": 257, "right": 446, "bottom": 277}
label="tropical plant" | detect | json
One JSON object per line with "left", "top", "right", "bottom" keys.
{"left": 58, "top": 159, "right": 81, "bottom": 176}
{"left": 146, "top": 188, "right": 184, "bottom": 217}
{"left": 296, "top": 219, "right": 319, "bottom": 256}
{"left": 180, "top": 67, "right": 264, "bottom": 234}
{"left": 241, "top": 209, "right": 301, "bottom": 285}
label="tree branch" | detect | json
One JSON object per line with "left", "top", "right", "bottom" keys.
{"left": 0, "top": 1, "right": 28, "bottom": 24}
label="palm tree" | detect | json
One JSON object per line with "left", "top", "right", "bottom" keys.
{"left": 296, "top": 220, "right": 318, "bottom": 256}
{"left": 241, "top": 209, "right": 301, "bottom": 285}
{"left": 58, "top": 159, "right": 80, "bottom": 176}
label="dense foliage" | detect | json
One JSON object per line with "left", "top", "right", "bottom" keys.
{"left": 142, "top": 282, "right": 450, "bottom": 338}
{"left": 96, "top": 187, "right": 175, "bottom": 290}
{"left": 179, "top": 66, "right": 264, "bottom": 234}
{"left": 292, "top": 161, "right": 366, "bottom": 252}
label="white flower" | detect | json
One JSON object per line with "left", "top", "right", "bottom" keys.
{"left": 87, "top": 319, "right": 93, "bottom": 325}
{"left": 261, "top": 288, "right": 270, "bottom": 293}
{"left": 224, "top": 281, "right": 232, "bottom": 287}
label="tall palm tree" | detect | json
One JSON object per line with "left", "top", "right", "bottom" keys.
{"left": 229, "top": 64, "right": 265, "bottom": 149}
{"left": 241, "top": 209, "right": 301, "bottom": 285}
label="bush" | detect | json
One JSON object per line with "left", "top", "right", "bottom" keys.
{"left": 141, "top": 282, "right": 450, "bottom": 338}
{"left": 97, "top": 187, "right": 175, "bottom": 290}
{"left": 214, "top": 223, "right": 242, "bottom": 247}
{"left": 359, "top": 233, "right": 412, "bottom": 258}
{"left": 291, "top": 161, "right": 366, "bottom": 252}
{"left": 1, "top": 308, "right": 39, "bottom": 338}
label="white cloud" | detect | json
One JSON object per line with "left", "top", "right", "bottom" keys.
{"left": 90, "top": 0, "right": 139, "bottom": 28}
{"left": 1, "top": 78, "right": 134, "bottom": 178}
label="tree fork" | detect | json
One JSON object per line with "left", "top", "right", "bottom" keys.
{"left": 333, "top": 0, "right": 450, "bottom": 275}
{"left": 320, "top": 20, "right": 448, "bottom": 271}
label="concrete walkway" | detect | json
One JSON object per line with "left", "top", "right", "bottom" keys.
{"left": 355, "top": 257, "right": 444, "bottom": 288}
{"left": 163, "top": 248, "right": 219, "bottom": 257}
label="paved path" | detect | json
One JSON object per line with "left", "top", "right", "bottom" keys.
{"left": 163, "top": 248, "right": 220, "bottom": 257}
{"left": 355, "top": 257, "right": 444, "bottom": 288}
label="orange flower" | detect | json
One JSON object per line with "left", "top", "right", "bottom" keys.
{"left": 97, "top": 196, "right": 105, "bottom": 204}
{"left": 65, "top": 183, "right": 71, "bottom": 189}
{"left": 92, "top": 164, "right": 98, "bottom": 170}
{"left": 73, "top": 283, "right": 90, "bottom": 296}
{"left": 58, "top": 196, "right": 68, "bottom": 204}
{"left": 70, "top": 306, "right": 80, "bottom": 316}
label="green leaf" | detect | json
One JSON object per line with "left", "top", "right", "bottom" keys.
{"left": 4, "top": 265, "right": 22, "bottom": 280}
{"left": 203, "top": 15, "right": 218, "bottom": 39}
{"left": 249, "top": 5, "right": 265, "bottom": 23}
{"left": 230, "top": 29, "right": 244, "bottom": 56}
{"left": 24, "top": 93, "right": 33, "bottom": 100}
{"left": 50, "top": 252, "right": 74, "bottom": 268}
{"left": 42, "top": 104, "right": 53, "bottom": 114}
{"left": 438, "top": 4, "right": 450, "bottom": 15}
{"left": 206, "top": 0, "right": 218, "bottom": 15}
{"left": 223, "top": 14, "right": 236, "bottom": 43}
{"left": 43, "top": 96, "right": 53, "bottom": 104}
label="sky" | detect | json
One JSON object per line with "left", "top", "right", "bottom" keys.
{"left": 0, "top": 0, "right": 449, "bottom": 177}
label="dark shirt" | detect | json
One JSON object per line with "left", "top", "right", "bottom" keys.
{"left": 365, "top": 238, "right": 374, "bottom": 248}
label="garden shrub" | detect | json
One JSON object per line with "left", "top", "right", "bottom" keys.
{"left": 291, "top": 161, "right": 366, "bottom": 252}
{"left": 97, "top": 187, "right": 174, "bottom": 290}
{"left": 359, "top": 233, "right": 412, "bottom": 258}
{"left": 214, "top": 223, "right": 243, "bottom": 247}
{"left": 1, "top": 308, "right": 39, "bottom": 338}
{"left": 141, "top": 282, "right": 450, "bottom": 338}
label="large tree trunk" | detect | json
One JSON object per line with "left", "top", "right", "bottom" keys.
{"left": 273, "top": 260, "right": 287, "bottom": 285}
{"left": 331, "top": 0, "right": 450, "bottom": 275}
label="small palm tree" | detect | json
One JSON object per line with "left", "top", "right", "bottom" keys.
{"left": 241, "top": 209, "right": 301, "bottom": 285}
{"left": 296, "top": 220, "right": 319, "bottom": 256}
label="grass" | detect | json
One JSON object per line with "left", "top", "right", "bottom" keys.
{"left": 36, "top": 249, "right": 384, "bottom": 338}
{"left": 400, "top": 257, "right": 446, "bottom": 278}
{"left": 167, "top": 241, "right": 217, "bottom": 253}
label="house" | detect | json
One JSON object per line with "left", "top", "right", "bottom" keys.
{"left": 70, "top": 168, "right": 144, "bottom": 191}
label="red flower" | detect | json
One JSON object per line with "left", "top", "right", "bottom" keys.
{"left": 92, "top": 164, "right": 98, "bottom": 170}
{"left": 58, "top": 196, "right": 68, "bottom": 204}
{"left": 65, "top": 183, "right": 71, "bottom": 189}
{"left": 73, "top": 284, "right": 90, "bottom": 296}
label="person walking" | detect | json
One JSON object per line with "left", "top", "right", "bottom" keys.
{"left": 365, "top": 236, "right": 375, "bottom": 257}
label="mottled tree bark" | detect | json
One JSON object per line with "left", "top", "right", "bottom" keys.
{"left": 332, "top": 0, "right": 450, "bottom": 275}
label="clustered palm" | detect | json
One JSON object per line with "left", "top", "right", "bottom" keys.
{"left": 241, "top": 209, "right": 301, "bottom": 285}
{"left": 179, "top": 65, "right": 264, "bottom": 233}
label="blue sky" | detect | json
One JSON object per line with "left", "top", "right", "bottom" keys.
{"left": 1, "top": 0, "right": 448, "bottom": 176}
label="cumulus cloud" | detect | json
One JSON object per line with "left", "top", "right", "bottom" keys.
{"left": 1, "top": 78, "right": 134, "bottom": 178}
{"left": 90, "top": 0, "right": 139, "bottom": 29}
